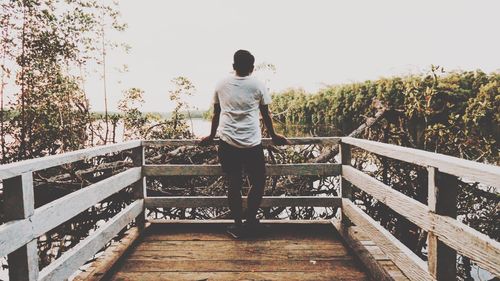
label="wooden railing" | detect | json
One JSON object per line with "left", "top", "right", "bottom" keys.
{"left": 0, "top": 137, "right": 498, "bottom": 281}
{"left": 0, "top": 140, "right": 144, "bottom": 281}
{"left": 0, "top": 137, "right": 341, "bottom": 281}
{"left": 141, "top": 137, "right": 341, "bottom": 209}
{"left": 339, "top": 137, "right": 500, "bottom": 280}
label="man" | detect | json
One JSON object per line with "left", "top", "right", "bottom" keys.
{"left": 200, "top": 49, "right": 289, "bottom": 238}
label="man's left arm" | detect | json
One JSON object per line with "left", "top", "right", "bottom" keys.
{"left": 259, "top": 104, "right": 290, "bottom": 145}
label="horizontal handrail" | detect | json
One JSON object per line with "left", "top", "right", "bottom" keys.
{"left": 142, "top": 137, "right": 340, "bottom": 147}
{"left": 0, "top": 167, "right": 141, "bottom": 258}
{"left": 0, "top": 140, "right": 141, "bottom": 180}
{"left": 143, "top": 163, "right": 341, "bottom": 176}
{"left": 38, "top": 199, "right": 144, "bottom": 281}
{"left": 342, "top": 165, "right": 500, "bottom": 277}
{"left": 342, "top": 137, "right": 500, "bottom": 189}
{"left": 339, "top": 199, "right": 433, "bottom": 281}
{"left": 145, "top": 196, "right": 341, "bottom": 208}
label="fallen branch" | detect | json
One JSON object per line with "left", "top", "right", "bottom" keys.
{"left": 312, "top": 105, "right": 387, "bottom": 163}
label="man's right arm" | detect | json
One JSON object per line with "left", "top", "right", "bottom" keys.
{"left": 200, "top": 103, "right": 221, "bottom": 145}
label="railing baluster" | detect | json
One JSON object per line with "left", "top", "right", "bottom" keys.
{"left": 3, "top": 172, "right": 38, "bottom": 281}
{"left": 340, "top": 142, "right": 352, "bottom": 225}
{"left": 427, "top": 166, "right": 458, "bottom": 280}
{"left": 132, "top": 145, "right": 146, "bottom": 230}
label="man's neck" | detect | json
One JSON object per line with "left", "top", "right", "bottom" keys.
{"left": 235, "top": 72, "right": 251, "bottom": 78}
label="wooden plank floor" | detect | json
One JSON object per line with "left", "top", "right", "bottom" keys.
{"left": 109, "top": 221, "right": 370, "bottom": 281}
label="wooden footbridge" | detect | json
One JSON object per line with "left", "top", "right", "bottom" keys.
{"left": 0, "top": 137, "right": 499, "bottom": 281}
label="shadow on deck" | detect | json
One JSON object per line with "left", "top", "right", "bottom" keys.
{"left": 99, "top": 221, "right": 370, "bottom": 281}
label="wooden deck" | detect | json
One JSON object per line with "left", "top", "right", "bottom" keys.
{"left": 1, "top": 137, "right": 499, "bottom": 281}
{"left": 107, "top": 221, "right": 370, "bottom": 281}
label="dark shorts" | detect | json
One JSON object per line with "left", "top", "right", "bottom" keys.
{"left": 217, "top": 140, "right": 265, "bottom": 177}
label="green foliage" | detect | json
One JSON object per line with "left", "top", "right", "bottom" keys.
{"left": 272, "top": 69, "right": 499, "bottom": 279}
{"left": 0, "top": 0, "right": 129, "bottom": 161}
{"left": 164, "top": 76, "right": 195, "bottom": 137}
{"left": 117, "top": 77, "right": 196, "bottom": 141}
{"left": 271, "top": 69, "right": 499, "bottom": 164}
{"left": 118, "top": 87, "right": 147, "bottom": 140}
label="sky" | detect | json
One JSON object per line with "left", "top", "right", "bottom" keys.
{"left": 84, "top": 0, "right": 500, "bottom": 112}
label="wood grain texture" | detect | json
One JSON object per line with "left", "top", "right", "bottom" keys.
{"left": 3, "top": 172, "right": 39, "bottom": 281}
{"left": 133, "top": 240, "right": 345, "bottom": 252}
{"left": 38, "top": 200, "right": 144, "bottom": 281}
{"left": 340, "top": 142, "right": 353, "bottom": 226}
{"left": 427, "top": 167, "right": 457, "bottom": 280}
{"left": 339, "top": 200, "right": 433, "bottom": 281}
{"left": 143, "top": 221, "right": 339, "bottom": 242}
{"left": 107, "top": 222, "right": 369, "bottom": 280}
{"left": 343, "top": 165, "right": 431, "bottom": 229}
{"left": 341, "top": 137, "right": 500, "bottom": 189}
{"left": 145, "top": 196, "right": 341, "bottom": 208}
{"left": 343, "top": 166, "right": 500, "bottom": 276}
{"left": 333, "top": 221, "right": 410, "bottom": 281}
{"left": 73, "top": 227, "right": 142, "bottom": 281}
{"left": 118, "top": 259, "right": 364, "bottom": 273}
{"left": 0, "top": 140, "right": 141, "bottom": 180}
{"left": 127, "top": 249, "right": 351, "bottom": 262}
{"left": 132, "top": 146, "right": 146, "bottom": 230}
{"left": 0, "top": 173, "right": 35, "bottom": 257}
{"left": 110, "top": 271, "right": 370, "bottom": 281}
{"left": 143, "top": 163, "right": 341, "bottom": 176}
{"left": 142, "top": 137, "right": 340, "bottom": 147}
{"left": 0, "top": 168, "right": 140, "bottom": 259}
{"left": 3, "top": 172, "right": 35, "bottom": 219}
{"left": 8, "top": 240, "right": 39, "bottom": 281}
{"left": 0, "top": 218, "right": 33, "bottom": 257}
{"left": 32, "top": 167, "right": 141, "bottom": 238}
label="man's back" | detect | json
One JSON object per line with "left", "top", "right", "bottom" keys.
{"left": 213, "top": 75, "right": 271, "bottom": 148}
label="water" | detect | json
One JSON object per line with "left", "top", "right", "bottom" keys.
{"left": 187, "top": 118, "right": 212, "bottom": 137}
{"left": 188, "top": 118, "right": 341, "bottom": 138}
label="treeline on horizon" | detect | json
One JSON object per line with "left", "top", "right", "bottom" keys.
{"left": 270, "top": 68, "right": 499, "bottom": 164}
{"left": 89, "top": 110, "right": 205, "bottom": 119}
{"left": 0, "top": 110, "right": 205, "bottom": 118}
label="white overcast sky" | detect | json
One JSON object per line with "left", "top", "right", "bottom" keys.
{"left": 84, "top": 0, "right": 500, "bottom": 112}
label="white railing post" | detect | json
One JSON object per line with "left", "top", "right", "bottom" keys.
{"left": 3, "top": 172, "right": 38, "bottom": 281}
{"left": 340, "top": 141, "right": 352, "bottom": 225}
{"left": 132, "top": 144, "right": 146, "bottom": 230}
{"left": 427, "top": 166, "right": 457, "bottom": 280}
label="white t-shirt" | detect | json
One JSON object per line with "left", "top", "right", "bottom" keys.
{"left": 213, "top": 75, "right": 272, "bottom": 148}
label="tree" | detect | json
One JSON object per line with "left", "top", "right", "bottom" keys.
{"left": 168, "top": 76, "right": 195, "bottom": 133}
{"left": 0, "top": 0, "right": 128, "bottom": 162}
{"left": 118, "top": 87, "right": 146, "bottom": 140}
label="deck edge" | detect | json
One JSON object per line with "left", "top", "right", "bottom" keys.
{"left": 72, "top": 225, "right": 144, "bottom": 281}
{"left": 146, "top": 219, "right": 333, "bottom": 224}
{"left": 333, "top": 220, "right": 410, "bottom": 281}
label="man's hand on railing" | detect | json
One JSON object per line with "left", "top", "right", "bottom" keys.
{"left": 271, "top": 133, "right": 291, "bottom": 145}
{"left": 199, "top": 135, "right": 215, "bottom": 146}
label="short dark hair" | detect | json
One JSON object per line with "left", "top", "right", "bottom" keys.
{"left": 233, "top": 50, "right": 255, "bottom": 76}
